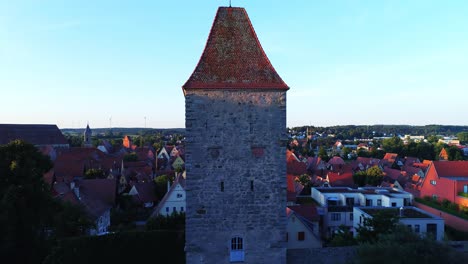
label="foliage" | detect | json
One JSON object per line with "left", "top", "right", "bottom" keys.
{"left": 457, "top": 132, "right": 468, "bottom": 144}
{"left": 356, "top": 226, "right": 467, "bottom": 264}
{"left": 329, "top": 225, "right": 357, "bottom": 246}
{"left": 84, "top": 168, "right": 106, "bottom": 179}
{"left": 146, "top": 212, "right": 185, "bottom": 231}
{"left": 318, "top": 146, "right": 330, "bottom": 162}
{"left": 154, "top": 174, "right": 174, "bottom": 200}
{"left": 382, "top": 137, "right": 404, "bottom": 155}
{"left": 0, "top": 140, "right": 91, "bottom": 263}
{"left": 123, "top": 152, "right": 138, "bottom": 162}
{"left": 43, "top": 230, "right": 185, "bottom": 264}
{"left": 355, "top": 210, "right": 399, "bottom": 243}
{"left": 64, "top": 134, "right": 84, "bottom": 147}
{"left": 444, "top": 225, "right": 468, "bottom": 241}
{"left": 296, "top": 174, "right": 311, "bottom": 186}
{"left": 447, "top": 145, "right": 464, "bottom": 161}
{"left": 353, "top": 166, "right": 384, "bottom": 187}
{"left": 415, "top": 197, "right": 468, "bottom": 220}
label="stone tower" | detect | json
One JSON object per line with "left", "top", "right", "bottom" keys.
{"left": 183, "top": 7, "right": 289, "bottom": 264}
{"left": 83, "top": 123, "right": 92, "bottom": 147}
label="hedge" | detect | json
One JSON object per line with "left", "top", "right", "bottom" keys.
{"left": 43, "top": 230, "right": 185, "bottom": 264}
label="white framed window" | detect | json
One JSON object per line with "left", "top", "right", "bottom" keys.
{"left": 430, "top": 180, "right": 436, "bottom": 185}
{"left": 230, "top": 237, "right": 244, "bottom": 262}
{"left": 331, "top": 213, "right": 341, "bottom": 221}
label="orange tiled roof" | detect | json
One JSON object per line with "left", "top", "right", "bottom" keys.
{"left": 183, "top": 7, "right": 288, "bottom": 90}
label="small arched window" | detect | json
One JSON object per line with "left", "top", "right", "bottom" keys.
{"left": 230, "top": 236, "right": 244, "bottom": 262}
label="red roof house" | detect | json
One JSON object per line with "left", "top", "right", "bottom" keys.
{"left": 420, "top": 161, "right": 468, "bottom": 206}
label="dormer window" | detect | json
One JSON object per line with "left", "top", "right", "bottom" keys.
{"left": 430, "top": 180, "right": 436, "bottom": 185}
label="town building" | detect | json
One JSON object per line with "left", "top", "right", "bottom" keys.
{"left": 183, "top": 6, "right": 289, "bottom": 263}
{"left": 151, "top": 173, "right": 186, "bottom": 216}
{"left": 312, "top": 187, "right": 413, "bottom": 237}
{"left": 419, "top": 161, "right": 468, "bottom": 207}
{"left": 0, "top": 124, "right": 69, "bottom": 148}
{"left": 353, "top": 206, "right": 445, "bottom": 241}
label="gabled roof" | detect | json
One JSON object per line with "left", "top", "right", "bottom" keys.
{"left": 433, "top": 161, "right": 468, "bottom": 178}
{"left": 151, "top": 173, "right": 185, "bottom": 217}
{"left": 183, "top": 7, "right": 288, "bottom": 91}
{"left": 129, "top": 182, "right": 157, "bottom": 203}
{"left": 326, "top": 170, "right": 354, "bottom": 187}
{"left": 0, "top": 124, "right": 68, "bottom": 146}
{"left": 439, "top": 148, "right": 449, "bottom": 160}
{"left": 287, "top": 205, "right": 319, "bottom": 222}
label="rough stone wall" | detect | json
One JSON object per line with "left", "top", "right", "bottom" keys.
{"left": 185, "top": 90, "right": 287, "bottom": 264}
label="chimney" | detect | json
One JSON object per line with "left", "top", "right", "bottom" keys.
{"left": 167, "top": 180, "right": 171, "bottom": 193}
{"left": 70, "top": 181, "right": 75, "bottom": 190}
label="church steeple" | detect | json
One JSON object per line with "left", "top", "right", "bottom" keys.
{"left": 83, "top": 123, "right": 92, "bottom": 147}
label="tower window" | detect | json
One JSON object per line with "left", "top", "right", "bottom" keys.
{"left": 250, "top": 180, "right": 254, "bottom": 191}
{"left": 221, "top": 181, "right": 224, "bottom": 192}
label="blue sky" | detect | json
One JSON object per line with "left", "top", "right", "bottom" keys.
{"left": 1, "top": 0, "right": 467, "bottom": 128}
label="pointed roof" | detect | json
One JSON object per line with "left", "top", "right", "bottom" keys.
{"left": 84, "top": 124, "right": 92, "bottom": 134}
{"left": 183, "top": 7, "right": 288, "bottom": 91}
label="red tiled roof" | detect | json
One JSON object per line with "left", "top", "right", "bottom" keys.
{"left": 183, "top": 7, "right": 288, "bottom": 90}
{"left": 383, "top": 153, "right": 398, "bottom": 163}
{"left": 384, "top": 167, "right": 402, "bottom": 181}
{"left": 328, "top": 156, "right": 345, "bottom": 166}
{"left": 433, "top": 161, "right": 468, "bottom": 177}
{"left": 326, "top": 171, "right": 354, "bottom": 187}
{"left": 287, "top": 205, "right": 319, "bottom": 222}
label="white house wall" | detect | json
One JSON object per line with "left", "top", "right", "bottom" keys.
{"left": 287, "top": 214, "right": 321, "bottom": 249}
{"left": 159, "top": 183, "right": 186, "bottom": 216}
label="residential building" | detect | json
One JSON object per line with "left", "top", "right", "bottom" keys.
{"left": 312, "top": 187, "right": 413, "bottom": 237}
{"left": 286, "top": 205, "right": 321, "bottom": 249}
{"left": 353, "top": 206, "right": 445, "bottom": 241}
{"left": 420, "top": 161, "right": 468, "bottom": 206}
{"left": 151, "top": 173, "right": 186, "bottom": 217}
{"left": 0, "top": 124, "right": 69, "bottom": 148}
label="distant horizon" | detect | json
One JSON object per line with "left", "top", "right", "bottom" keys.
{"left": 2, "top": 1, "right": 467, "bottom": 127}
{"left": 55, "top": 123, "right": 468, "bottom": 130}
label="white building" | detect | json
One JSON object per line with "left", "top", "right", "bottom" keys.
{"left": 151, "top": 173, "right": 186, "bottom": 217}
{"left": 353, "top": 206, "right": 444, "bottom": 241}
{"left": 286, "top": 205, "right": 322, "bottom": 249}
{"left": 311, "top": 187, "right": 413, "bottom": 237}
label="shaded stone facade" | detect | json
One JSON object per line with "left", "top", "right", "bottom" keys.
{"left": 185, "top": 90, "right": 287, "bottom": 263}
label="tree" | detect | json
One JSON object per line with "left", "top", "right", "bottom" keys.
{"left": 457, "top": 132, "right": 468, "bottom": 144}
{"left": 447, "top": 145, "right": 464, "bottom": 161}
{"left": 353, "top": 166, "right": 384, "bottom": 187}
{"left": 356, "top": 225, "right": 467, "bottom": 264}
{"left": 318, "top": 146, "right": 329, "bottom": 162}
{"left": 84, "top": 168, "right": 106, "bottom": 179}
{"left": 329, "top": 225, "right": 356, "bottom": 246}
{"left": 154, "top": 174, "right": 174, "bottom": 200}
{"left": 356, "top": 210, "right": 399, "bottom": 243}
{"left": 0, "top": 140, "right": 91, "bottom": 263}
{"left": 123, "top": 152, "right": 138, "bottom": 162}
{"left": 382, "top": 136, "right": 404, "bottom": 155}
{"left": 0, "top": 140, "right": 92, "bottom": 263}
